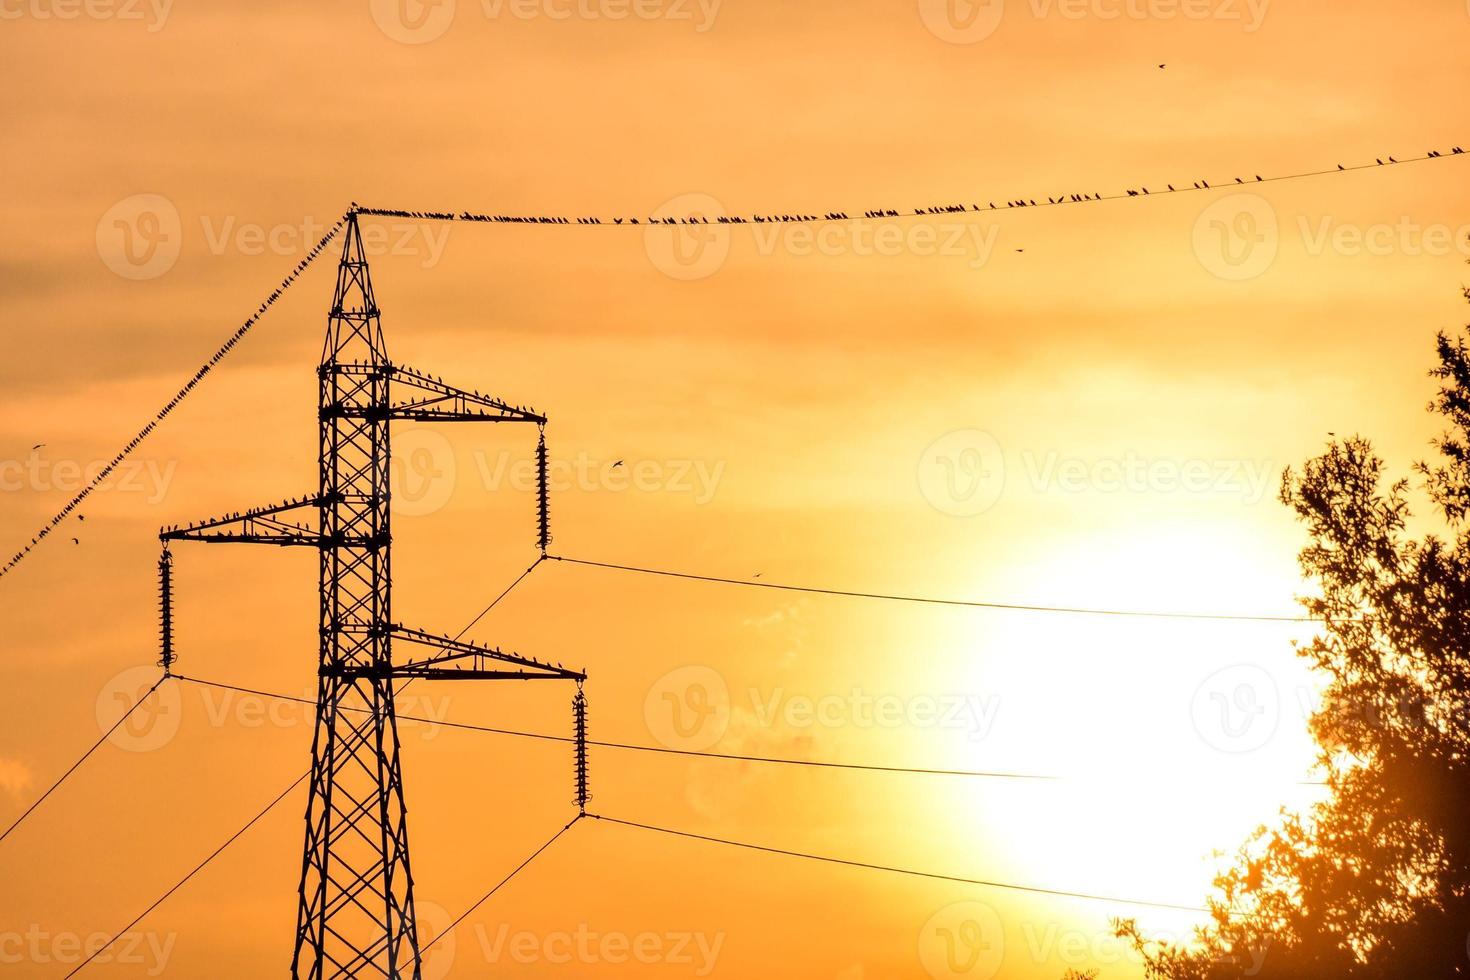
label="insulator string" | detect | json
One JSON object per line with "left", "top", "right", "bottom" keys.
{"left": 158, "top": 545, "right": 175, "bottom": 676}
{"left": 573, "top": 683, "right": 590, "bottom": 815}
{"left": 536, "top": 425, "right": 552, "bottom": 557}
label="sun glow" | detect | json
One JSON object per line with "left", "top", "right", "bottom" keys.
{"left": 926, "top": 521, "right": 1329, "bottom": 945}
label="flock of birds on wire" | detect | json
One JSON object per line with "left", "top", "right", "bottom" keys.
{"left": 0, "top": 221, "right": 346, "bottom": 578}
{"left": 4, "top": 144, "right": 1468, "bottom": 580}
{"left": 358, "top": 147, "right": 1465, "bottom": 226}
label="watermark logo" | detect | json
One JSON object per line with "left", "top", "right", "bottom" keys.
{"left": 475, "top": 450, "right": 724, "bottom": 504}
{"left": 0, "top": 450, "right": 176, "bottom": 504}
{"left": 920, "top": 0, "right": 1269, "bottom": 42}
{"left": 0, "top": 0, "right": 174, "bottom": 31}
{"left": 0, "top": 926, "right": 175, "bottom": 975}
{"left": 1019, "top": 450, "right": 1274, "bottom": 504}
{"left": 472, "top": 923, "right": 724, "bottom": 972}
{"left": 644, "top": 193, "right": 731, "bottom": 281}
{"left": 919, "top": 901, "right": 1005, "bottom": 979}
{"left": 917, "top": 430, "right": 1006, "bottom": 517}
{"left": 96, "top": 666, "right": 181, "bottom": 753}
{"left": 97, "top": 200, "right": 448, "bottom": 279}
{"left": 918, "top": 0, "right": 1006, "bottom": 43}
{"left": 1193, "top": 193, "right": 1278, "bottom": 281}
{"left": 748, "top": 688, "right": 1000, "bottom": 741}
{"left": 1297, "top": 216, "right": 1470, "bottom": 259}
{"left": 370, "top": 0, "right": 457, "bottom": 42}
{"left": 96, "top": 194, "right": 182, "bottom": 280}
{"left": 391, "top": 428, "right": 457, "bottom": 517}
{"left": 749, "top": 219, "right": 999, "bottom": 270}
{"left": 1191, "top": 663, "right": 1280, "bottom": 753}
{"left": 480, "top": 0, "right": 722, "bottom": 29}
{"left": 644, "top": 665, "right": 731, "bottom": 751}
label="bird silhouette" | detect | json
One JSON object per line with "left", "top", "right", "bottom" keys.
{"left": 71, "top": 537, "right": 80, "bottom": 545}
{"left": 612, "top": 460, "right": 624, "bottom": 468}
{"left": 1015, "top": 249, "right": 1025, "bottom": 253}
{"left": 1157, "top": 63, "right": 1166, "bottom": 69}
{"left": 31, "top": 443, "right": 43, "bottom": 451}
{"left": 78, "top": 515, "right": 85, "bottom": 523}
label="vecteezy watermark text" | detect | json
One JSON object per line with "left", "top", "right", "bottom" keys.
{"left": 0, "top": 0, "right": 172, "bottom": 31}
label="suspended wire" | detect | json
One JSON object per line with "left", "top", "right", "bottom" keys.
{"left": 65, "top": 773, "right": 307, "bottom": 978}
{"left": 11, "top": 147, "right": 1464, "bottom": 586}
{"left": 170, "top": 674, "right": 1327, "bottom": 787}
{"left": 586, "top": 813, "right": 1227, "bottom": 916}
{"left": 56, "top": 560, "right": 546, "bottom": 967}
{"left": 549, "top": 555, "right": 1319, "bottom": 623}
{"left": 9, "top": 146, "right": 1466, "bottom": 585}
{"left": 0, "top": 672, "right": 168, "bottom": 849}
{"left": 451, "top": 557, "right": 544, "bottom": 642}
{"left": 0, "top": 221, "right": 345, "bottom": 583}
{"left": 423, "top": 815, "right": 582, "bottom": 955}
{"left": 170, "top": 675, "right": 1057, "bottom": 780}
{"left": 356, "top": 147, "right": 1467, "bottom": 227}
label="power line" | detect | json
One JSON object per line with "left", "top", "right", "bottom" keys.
{"left": 170, "top": 673, "right": 1056, "bottom": 781}
{"left": 423, "top": 815, "right": 582, "bottom": 954}
{"left": 452, "top": 557, "right": 544, "bottom": 641}
{"left": 0, "top": 221, "right": 344, "bottom": 583}
{"left": 8, "top": 146, "right": 1463, "bottom": 586}
{"left": 0, "top": 672, "right": 167, "bottom": 848}
{"left": 60, "top": 560, "right": 544, "bottom": 971}
{"left": 549, "top": 554, "right": 1318, "bottom": 623}
{"left": 356, "top": 147, "right": 1466, "bottom": 227}
{"left": 66, "top": 774, "right": 307, "bottom": 978}
{"left": 170, "top": 674, "right": 1328, "bottom": 787}
{"left": 587, "top": 812, "right": 1224, "bottom": 915}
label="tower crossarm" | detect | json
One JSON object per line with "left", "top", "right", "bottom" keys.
{"left": 160, "top": 494, "right": 327, "bottom": 546}
{"left": 385, "top": 363, "right": 546, "bottom": 423}
{"left": 386, "top": 625, "right": 585, "bottom": 681}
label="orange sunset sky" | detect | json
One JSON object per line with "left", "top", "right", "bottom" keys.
{"left": 2, "top": 1, "right": 1470, "bottom": 977}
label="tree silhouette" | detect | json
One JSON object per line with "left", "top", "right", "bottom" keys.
{"left": 1119, "top": 302, "right": 1470, "bottom": 979}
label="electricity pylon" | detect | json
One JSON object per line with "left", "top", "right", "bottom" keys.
{"left": 160, "top": 210, "right": 583, "bottom": 979}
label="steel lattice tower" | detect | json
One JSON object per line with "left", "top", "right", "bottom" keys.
{"left": 161, "top": 211, "right": 584, "bottom": 979}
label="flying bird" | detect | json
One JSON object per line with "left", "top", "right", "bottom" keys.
{"left": 612, "top": 460, "right": 624, "bottom": 468}
{"left": 1157, "top": 63, "right": 1166, "bottom": 69}
{"left": 31, "top": 443, "right": 43, "bottom": 451}
{"left": 71, "top": 537, "right": 80, "bottom": 545}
